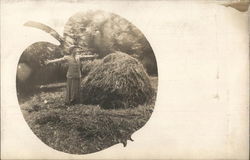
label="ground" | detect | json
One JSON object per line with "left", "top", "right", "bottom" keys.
{"left": 18, "top": 77, "right": 158, "bottom": 154}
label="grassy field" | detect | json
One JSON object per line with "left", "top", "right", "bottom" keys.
{"left": 19, "top": 77, "right": 158, "bottom": 154}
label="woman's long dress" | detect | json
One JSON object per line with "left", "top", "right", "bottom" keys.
{"left": 63, "top": 55, "right": 81, "bottom": 104}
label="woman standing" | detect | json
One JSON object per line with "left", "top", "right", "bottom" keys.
{"left": 46, "top": 46, "right": 93, "bottom": 105}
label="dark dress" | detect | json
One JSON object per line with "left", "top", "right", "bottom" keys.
{"left": 63, "top": 55, "right": 81, "bottom": 104}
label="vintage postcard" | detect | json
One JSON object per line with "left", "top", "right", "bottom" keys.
{"left": 1, "top": 0, "right": 249, "bottom": 159}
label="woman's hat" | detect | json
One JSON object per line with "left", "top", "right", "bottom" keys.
{"left": 68, "top": 45, "right": 78, "bottom": 53}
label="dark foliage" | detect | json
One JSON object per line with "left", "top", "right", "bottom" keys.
{"left": 64, "top": 10, "right": 158, "bottom": 75}
{"left": 16, "top": 42, "right": 68, "bottom": 94}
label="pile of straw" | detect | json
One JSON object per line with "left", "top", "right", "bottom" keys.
{"left": 81, "top": 52, "right": 154, "bottom": 109}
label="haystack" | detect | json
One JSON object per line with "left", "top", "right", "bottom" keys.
{"left": 81, "top": 52, "right": 154, "bottom": 109}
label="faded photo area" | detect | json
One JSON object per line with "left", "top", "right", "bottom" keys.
{"left": 16, "top": 10, "right": 158, "bottom": 154}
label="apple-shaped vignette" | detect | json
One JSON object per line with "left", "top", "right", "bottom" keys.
{"left": 17, "top": 11, "right": 157, "bottom": 154}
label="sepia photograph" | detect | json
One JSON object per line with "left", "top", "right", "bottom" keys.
{"left": 1, "top": 0, "right": 249, "bottom": 159}
{"left": 16, "top": 10, "right": 158, "bottom": 154}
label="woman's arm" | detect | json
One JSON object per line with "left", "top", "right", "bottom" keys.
{"left": 45, "top": 57, "right": 65, "bottom": 65}
{"left": 78, "top": 54, "right": 98, "bottom": 61}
